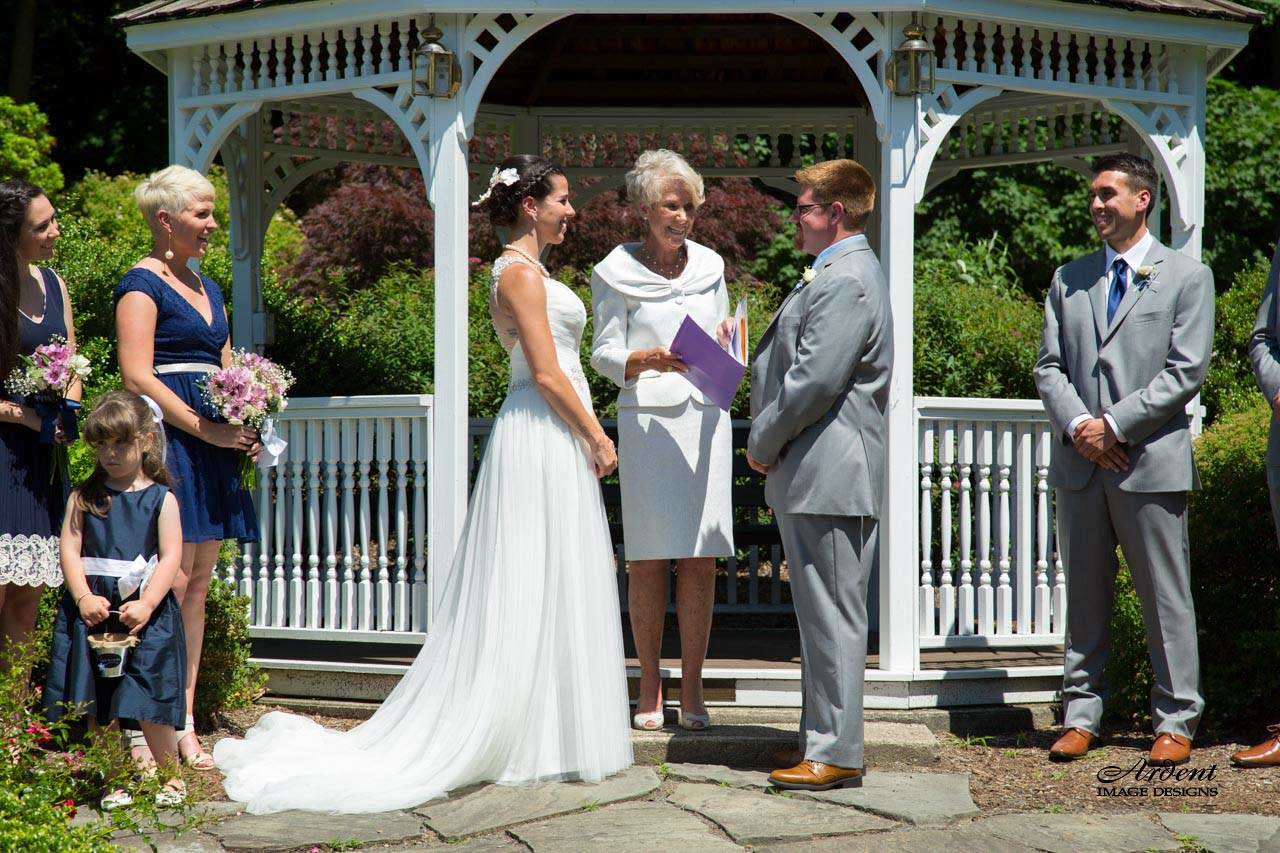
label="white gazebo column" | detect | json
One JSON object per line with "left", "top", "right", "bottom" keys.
{"left": 1169, "top": 49, "right": 1207, "bottom": 262}
{"left": 428, "top": 14, "right": 473, "bottom": 612}
{"left": 224, "top": 115, "right": 268, "bottom": 351}
{"left": 876, "top": 23, "right": 923, "bottom": 674}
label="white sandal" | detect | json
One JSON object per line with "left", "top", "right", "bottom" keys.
{"left": 177, "top": 716, "right": 216, "bottom": 771}
{"left": 101, "top": 789, "right": 134, "bottom": 811}
{"left": 156, "top": 780, "right": 187, "bottom": 807}
{"left": 632, "top": 710, "right": 664, "bottom": 731}
{"left": 678, "top": 709, "right": 710, "bottom": 731}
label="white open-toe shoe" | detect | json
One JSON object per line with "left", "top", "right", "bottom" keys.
{"left": 632, "top": 709, "right": 664, "bottom": 731}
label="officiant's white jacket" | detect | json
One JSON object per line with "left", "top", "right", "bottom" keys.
{"left": 590, "top": 239, "right": 729, "bottom": 408}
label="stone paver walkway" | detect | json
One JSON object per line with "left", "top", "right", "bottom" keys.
{"left": 93, "top": 763, "right": 1280, "bottom": 852}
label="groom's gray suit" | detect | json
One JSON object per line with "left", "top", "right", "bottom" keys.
{"left": 1034, "top": 236, "right": 1213, "bottom": 739}
{"left": 1246, "top": 239, "right": 1280, "bottom": 544}
{"left": 749, "top": 234, "right": 892, "bottom": 768}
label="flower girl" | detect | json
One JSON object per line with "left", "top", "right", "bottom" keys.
{"left": 44, "top": 391, "right": 187, "bottom": 807}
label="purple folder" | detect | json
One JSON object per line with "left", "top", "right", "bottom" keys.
{"left": 669, "top": 314, "right": 746, "bottom": 412}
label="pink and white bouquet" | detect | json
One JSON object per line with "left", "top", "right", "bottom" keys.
{"left": 202, "top": 350, "right": 295, "bottom": 488}
{"left": 5, "top": 335, "right": 91, "bottom": 483}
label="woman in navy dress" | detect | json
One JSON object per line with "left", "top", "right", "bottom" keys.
{"left": 45, "top": 391, "right": 188, "bottom": 808}
{"left": 0, "top": 179, "right": 80, "bottom": 674}
{"left": 115, "top": 165, "right": 259, "bottom": 770}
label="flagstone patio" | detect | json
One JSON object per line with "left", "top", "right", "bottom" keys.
{"left": 96, "top": 763, "right": 1280, "bottom": 852}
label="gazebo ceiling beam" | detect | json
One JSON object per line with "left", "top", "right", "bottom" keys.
{"left": 523, "top": 17, "right": 577, "bottom": 107}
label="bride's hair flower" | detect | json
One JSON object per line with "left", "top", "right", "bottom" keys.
{"left": 472, "top": 167, "right": 521, "bottom": 208}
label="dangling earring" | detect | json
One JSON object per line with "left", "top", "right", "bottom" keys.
{"left": 164, "top": 232, "right": 174, "bottom": 262}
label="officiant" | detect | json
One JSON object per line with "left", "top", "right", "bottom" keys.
{"left": 591, "top": 149, "right": 735, "bottom": 734}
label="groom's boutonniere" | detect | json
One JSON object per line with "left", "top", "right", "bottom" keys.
{"left": 801, "top": 267, "right": 816, "bottom": 283}
{"left": 1135, "top": 264, "right": 1158, "bottom": 290}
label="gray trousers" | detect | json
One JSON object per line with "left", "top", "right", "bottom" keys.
{"left": 778, "top": 513, "right": 875, "bottom": 768}
{"left": 1057, "top": 477, "right": 1203, "bottom": 738}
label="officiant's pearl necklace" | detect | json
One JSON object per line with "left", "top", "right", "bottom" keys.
{"left": 502, "top": 244, "right": 549, "bottom": 276}
{"left": 638, "top": 243, "right": 687, "bottom": 280}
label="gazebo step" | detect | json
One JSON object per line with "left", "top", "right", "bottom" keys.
{"left": 249, "top": 653, "right": 1063, "bottom": 712}
{"left": 629, "top": 721, "right": 939, "bottom": 767}
{"left": 256, "top": 690, "right": 1056, "bottom": 738}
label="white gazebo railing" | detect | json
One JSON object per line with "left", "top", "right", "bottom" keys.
{"left": 218, "top": 395, "right": 435, "bottom": 641}
{"left": 915, "top": 398, "right": 1065, "bottom": 651}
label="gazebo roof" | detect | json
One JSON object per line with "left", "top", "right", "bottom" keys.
{"left": 114, "top": 0, "right": 1264, "bottom": 25}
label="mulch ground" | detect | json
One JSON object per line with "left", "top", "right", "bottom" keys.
{"left": 187, "top": 705, "right": 1280, "bottom": 816}
{"left": 925, "top": 728, "right": 1280, "bottom": 816}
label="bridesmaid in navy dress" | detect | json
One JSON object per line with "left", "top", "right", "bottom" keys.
{"left": 0, "top": 179, "right": 80, "bottom": 673}
{"left": 115, "top": 165, "right": 260, "bottom": 770}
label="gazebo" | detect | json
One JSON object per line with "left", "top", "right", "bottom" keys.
{"left": 116, "top": 0, "right": 1256, "bottom": 708}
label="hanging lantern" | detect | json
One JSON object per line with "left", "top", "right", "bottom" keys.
{"left": 886, "top": 13, "right": 936, "bottom": 96}
{"left": 412, "top": 18, "right": 460, "bottom": 98}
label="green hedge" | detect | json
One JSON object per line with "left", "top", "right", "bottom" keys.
{"left": 913, "top": 237, "right": 1042, "bottom": 399}
{"left": 264, "top": 261, "right": 785, "bottom": 419}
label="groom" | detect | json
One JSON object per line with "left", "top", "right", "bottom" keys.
{"left": 1034, "top": 152, "right": 1213, "bottom": 766}
{"left": 747, "top": 159, "right": 892, "bottom": 791}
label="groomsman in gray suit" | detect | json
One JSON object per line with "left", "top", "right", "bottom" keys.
{"left": 1235, "top": 237, "right": 1280, "bottom": 768}
{"left": 748, "top": 159, "right": 892, "bottom": 791}
{"left": 1034, "top": 153, "right": 1213, "bottom": 767}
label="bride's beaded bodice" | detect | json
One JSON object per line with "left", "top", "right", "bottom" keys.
{"left": 489, "top": 256, "right": 590, "bottom": 395}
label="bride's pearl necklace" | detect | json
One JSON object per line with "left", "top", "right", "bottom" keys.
{"left": 502, "top": 244, "right": 549, "bottom": 276}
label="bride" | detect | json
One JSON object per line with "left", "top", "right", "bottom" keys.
{"left": 213, "top": 155, "right": 634, "bottom": 814}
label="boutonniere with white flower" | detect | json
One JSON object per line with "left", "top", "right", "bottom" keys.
{"left": 1134, "top": 263, "right": 1159, "bottom": 290}
{"left": 801, "top": 267, "right": 816, "bottom": 283}
{"left": 471, "top": 167, "right": 520, "bottom": 207}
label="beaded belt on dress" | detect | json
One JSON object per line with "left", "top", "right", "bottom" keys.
{"left": 154, "top": 362, "right": 218, "bottom": 375}
{"left": 508, "top": 363, "right": 588, "bottom": 393}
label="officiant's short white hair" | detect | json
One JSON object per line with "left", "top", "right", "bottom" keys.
{"left": 626, "top": 149, "right": 705, "bottom": 210}
{"left": 134, "top": 165, "right": 216, "bottom": 224}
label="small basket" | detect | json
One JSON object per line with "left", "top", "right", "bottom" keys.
{"left": 86, "top": 632, "right": 139, "bottom": 679}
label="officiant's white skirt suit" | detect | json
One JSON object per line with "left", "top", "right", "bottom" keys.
{"left": 591, "top": 239, "right": 735, "bottom": 561}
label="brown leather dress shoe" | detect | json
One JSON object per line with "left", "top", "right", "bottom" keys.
{"left": 771, "top": 748, "right": 805, "bottom": 769}
{"left": 1149, "top": 733, "right": 1192, "bottom": 766}
{"left": 1048, "top": 728, "right": 1096, "bottom": 761}
{"left": 1231, "top": 725, "right": 1280, "bottom": 768}
{"left": 769, "top": 760, "right": 864, "bottom": 791}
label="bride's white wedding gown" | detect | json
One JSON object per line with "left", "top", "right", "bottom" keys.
{"left": 214, "top": 257, "right": 634, "bottom": 813}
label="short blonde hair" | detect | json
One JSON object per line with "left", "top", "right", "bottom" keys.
{"left": 625, "top": 149, "right": 705, "bottom": 210}
{"left": 133, "top": 165, "right": 215, "bottom": 224}
{"left": 794, "top": 159, "right": 876, "bottom": 230}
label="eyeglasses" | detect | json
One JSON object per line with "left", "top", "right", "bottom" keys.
{"left": 793, "top": 202, "right": 832, "bottom": 218}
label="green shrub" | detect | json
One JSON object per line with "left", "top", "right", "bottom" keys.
{"left": 1186, "top": 400, "right": 1280, "bottom": 729}
{"left": 0, "top": 639, "right": 196, "bottom": 850}
{"left": 0, "top": 96, "right": 64, "bottom": 192}
{"left": 915, "top": 162, "right": 1094, "bottom": 295}
{"left": 1203, "top": 258, "right": 1270, "bottom": 422}
{"left": 194, "top": 579, "right": 266, "bottom": 728}
{"left": 913, "top": 236, "right": 1042, "bottom": 398}
{"left": 1103, "top": 561, "right": 1155, "bottom": 729}
{"left": 266, "top": 260, "right": 785, "bottom": 419}
{"left": 1103, "top": 400, "right": 1280, "bottom": 731}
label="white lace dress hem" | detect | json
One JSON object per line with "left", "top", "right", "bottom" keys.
{"left": 0, "top": 534, "right": 63, "bottom": 586}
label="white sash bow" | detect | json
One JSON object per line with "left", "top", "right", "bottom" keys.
{"left": 83, "top": 555, "right": 158, "bottom": 600}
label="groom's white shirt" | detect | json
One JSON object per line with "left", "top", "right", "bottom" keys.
{"left": 809, "top": 234, "right": 863, "bottom": 271}
{"left": 1064, "top": 229, "right": 1155, "bottom": 444}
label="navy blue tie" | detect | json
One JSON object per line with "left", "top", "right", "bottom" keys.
{"left": 1106, "top": 257, "right": 1128, "bottom": 325}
